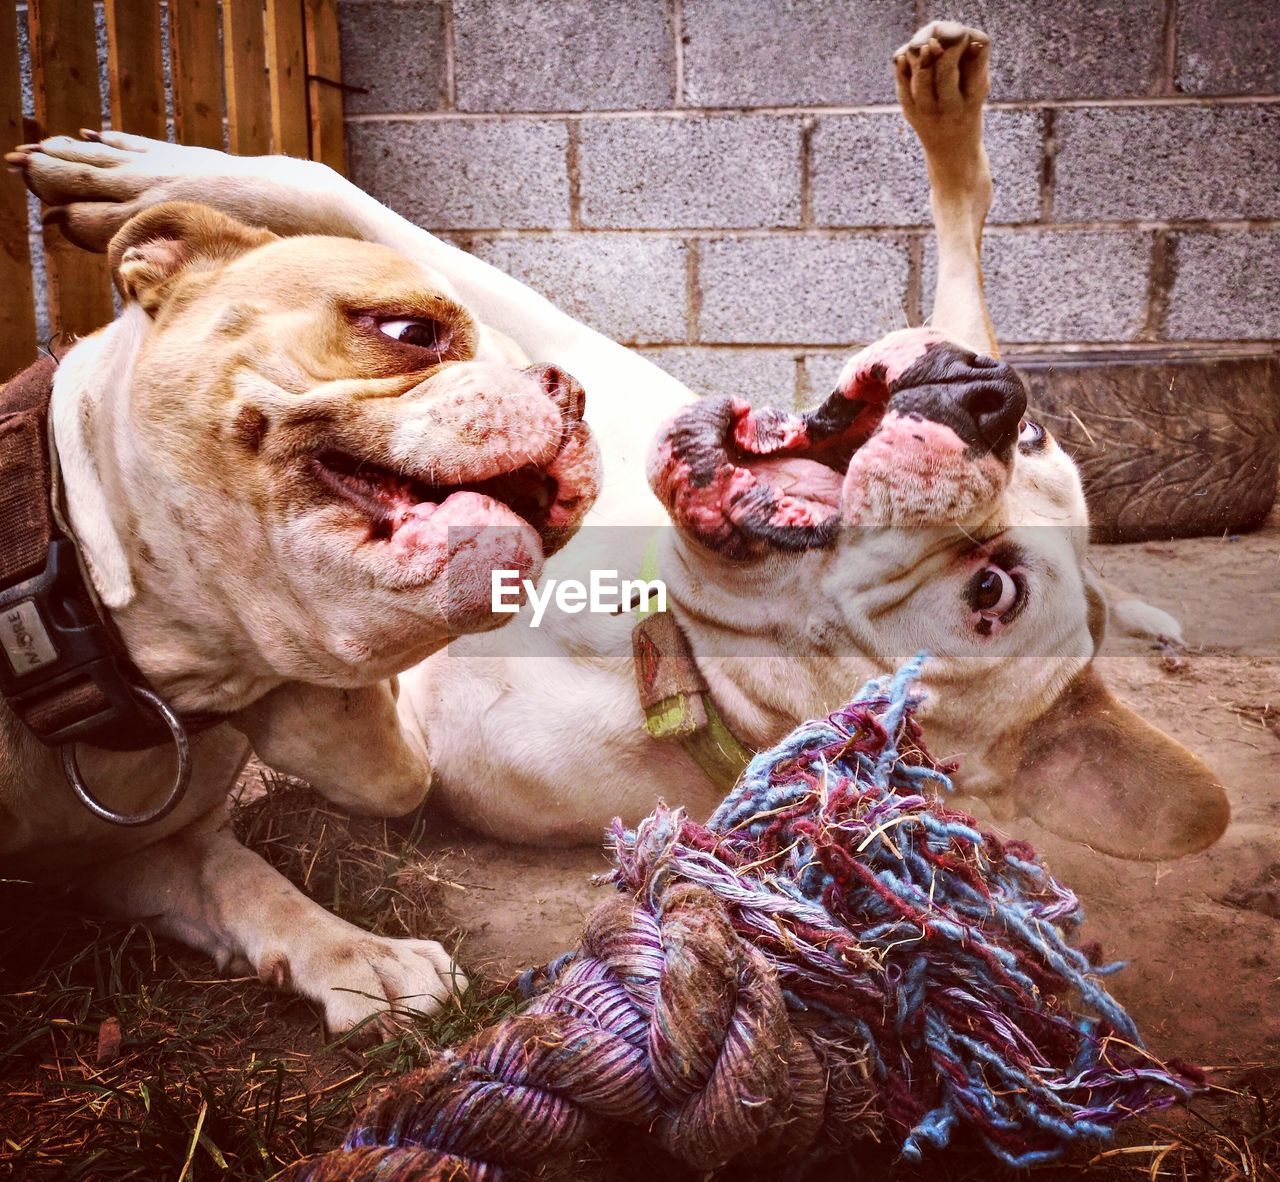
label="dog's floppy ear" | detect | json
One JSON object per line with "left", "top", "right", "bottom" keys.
{"left": 109, "top": 201, "right": 277, "bottom": 316}
{"left": 1082, "top": 567, "right": 1108, "bottom": 653}
{"left": 1012, "top": 664, "right": 1229, "bottom": 860}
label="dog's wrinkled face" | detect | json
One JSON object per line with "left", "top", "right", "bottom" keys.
{"left": 650, "top": 327, "right": 1228, "bottom": 861}
{"left": 109, "top": 203, "right": 599, "bottom": 684}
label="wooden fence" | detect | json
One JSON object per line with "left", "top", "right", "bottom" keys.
{"left": 1, "top": 0, "right": 346, "bottom": 382}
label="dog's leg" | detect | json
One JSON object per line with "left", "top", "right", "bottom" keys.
{"left": 895, "top": 22, "right": 997, "bottom": 358}
{"left": 10, "top": 133, "right": 368, "bottom": 250}
{"left": 230, "top": 680, "right": 432, "bottom": 817}
{"left": 11, "top": 133, "right": 565, "bottom": 338}
{"left": 11, "top": 135, "right": 675, "bottom": 368}
{"left": 75, "top": 810, "right": 463, "bottom": 1034}
{"left": 1094, "top": 575, "right": 1186, "bottom": 645}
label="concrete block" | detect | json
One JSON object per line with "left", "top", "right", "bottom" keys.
{"left": 640, "top": 346, "right": 800, "bottom": 406}
{"left": 453, "top": 0, "right": 674, "bottom": 112}
{"left": 681, "top": 0, "right": 914, "bottom": 107}
{"left": 339, "top": 1, "right": 447, "bottom": 115}
{"left": 1176, "top": 0, "right": 1280, "bottom": 95}
{"left": 922, "top": 229, "right": 1152, "bottom": 342}
{"left": 811, "top": 110, "right": 1042, "bottom": 227}
{"left": 698, "top": 235, "right": 910, "bottom": 344}
{"left": 347, "top": 118, "right": 571, "bottom": 230}
{"left": 940, "top": 1, "right": 1164, "bottom": 99}
{"left": 1165, "top": 230, "right": 1280, "bottom": 340}
{"left": 578, "top": 114, "right": 803, "bottom": 229}
{"left": 470, "top": 233, "right": 689, "bottom": 343}
{"left": 1054, "top": 105, "right": 1280, "bottom": 222}
{"left": 18, "top": 7, "right": 32, "bottom": 118}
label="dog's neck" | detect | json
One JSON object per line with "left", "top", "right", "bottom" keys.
{"left": 659, "top": 534, "right": 883, "bottom": 751}
{"left": 51, "top": 315, "right": 280, "bottom": 713}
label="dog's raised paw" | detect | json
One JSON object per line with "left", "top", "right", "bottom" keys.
{"left": 13, "top": 129, "right": 341, "bottom": 251}
{"left": 1111, "top": 596, "right": 1185, "bottom": 645}
{"left": 894, "top": 20, "right": 990, "bottom": 133}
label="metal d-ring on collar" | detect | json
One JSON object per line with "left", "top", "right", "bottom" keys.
{"left": 60, "top": 685, "right": 193, "bottom": 827}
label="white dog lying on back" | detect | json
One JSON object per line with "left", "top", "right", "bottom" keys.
{"left": 15, "top": 21, "right": 1227, "bottom": 1018}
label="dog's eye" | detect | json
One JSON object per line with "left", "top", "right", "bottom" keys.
{"left": 1018, "top": 418, "right": 1045, "bottom": 449}
{"left": 377, "top": 317, "right": 452, "bottom": 355}
{"left": 968, "top": 565, "right": 1019, "bottom": 616}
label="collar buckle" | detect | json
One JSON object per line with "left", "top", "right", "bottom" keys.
{"left": 0, "top": 539, "right": 166, "bottom": 747}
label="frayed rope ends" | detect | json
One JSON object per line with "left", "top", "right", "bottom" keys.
{"left": 280, "top": 654, "right": 1200, "bottom": 1181}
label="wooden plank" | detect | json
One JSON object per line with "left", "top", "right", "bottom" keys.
{"left": 0, "top": 5, "right": 37, "bottom": 378}
{"left": 28, "top": 0, "right": 115, "bottom": 342}
{"left": 103, "top": 0, "right": 166, "bottom": 139}
{"left": 303, "top": 0, "right": 345, "bottom": 173}
{"left": 223, "top": 0, "right": 270, "bottom": 156}
{"left": 265, "top": 0, "right": 309, "bottom": 157}
{"left": 169, "top": 0, "right": 224, "bottom": 148}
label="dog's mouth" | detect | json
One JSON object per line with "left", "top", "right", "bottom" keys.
{"left": 310, "top": 448, "right": 560, "bottom": 542}
{"left": 651, "top": 330, "right": 1026, "bottom": 556}
{"left": 649, "top": 380, "right": 891, "bottom": 555}
{"left": 729, "top": 386, "right": 892, "bottom": 510}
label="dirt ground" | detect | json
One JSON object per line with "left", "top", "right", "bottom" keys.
{"left": 430, "top": 512, "right": 1280, "bottom": 1074}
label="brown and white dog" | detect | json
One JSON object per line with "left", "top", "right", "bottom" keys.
{"left": 0, "top": 200, "right": 599, "bottom": 1030}
{"left": 13, "top": 21, "right": 1228, "bottom": 1009}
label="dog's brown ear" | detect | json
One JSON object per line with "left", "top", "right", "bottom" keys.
{"left": 1082, "top": 568, "right": 1108, "bottom": 653}
{"left": 1012, "top": 665, "right": 1229, "bottom": 861}
{"left": 109, "top": 201, "right": 276, "bottom": 315}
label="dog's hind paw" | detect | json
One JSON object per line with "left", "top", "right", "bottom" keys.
{"left": 894, "top": 21, "right": 989, "bottom": 131}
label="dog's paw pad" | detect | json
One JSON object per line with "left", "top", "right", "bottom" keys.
{"left": 257, "top": 950, "right": 292, "bottom": 990}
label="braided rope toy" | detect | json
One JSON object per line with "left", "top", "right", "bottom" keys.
{"left": 281, "top": 656, "right": 1199, "bottom": 1181}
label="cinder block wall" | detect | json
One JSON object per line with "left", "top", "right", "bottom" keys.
{"left": 339, "top": 0, "right": 1279, "bottom": 407}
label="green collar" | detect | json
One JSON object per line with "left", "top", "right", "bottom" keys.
{"left": 629, "top": 536, "right": 755, "bottom": 790}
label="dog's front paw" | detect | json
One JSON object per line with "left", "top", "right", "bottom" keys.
{"left": 275, "top": 932, "right": 466, "bottom": 1036}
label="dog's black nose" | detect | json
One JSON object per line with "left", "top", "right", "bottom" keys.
{"left": 527, "top": 364, "right": 587, "bottom": 425}
{"left": 949, "top": 362, "right": 1027, "bottom": 452}
{"left": 889, "top": 346, "right": 1027, "bottom": 454}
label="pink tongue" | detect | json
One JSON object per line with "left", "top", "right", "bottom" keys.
{"left": 386, "top": 489, "right": 543, "bottom": 564}
{"left": 748, "top": 457, "right": 843, "bottom": 509}
{"left": 389, "top": 498, "right": 438, "bottom": 534}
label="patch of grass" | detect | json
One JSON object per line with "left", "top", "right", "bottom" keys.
{"left": 229, "top": 774, "right": 453, "bottom": 941}
{"left": 0, "top": 772, "right": 515, "bottom": 1181}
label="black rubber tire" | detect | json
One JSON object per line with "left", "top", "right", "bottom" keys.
{"left": 1015, "top": 350, "right": 1279, "bottom": 543}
